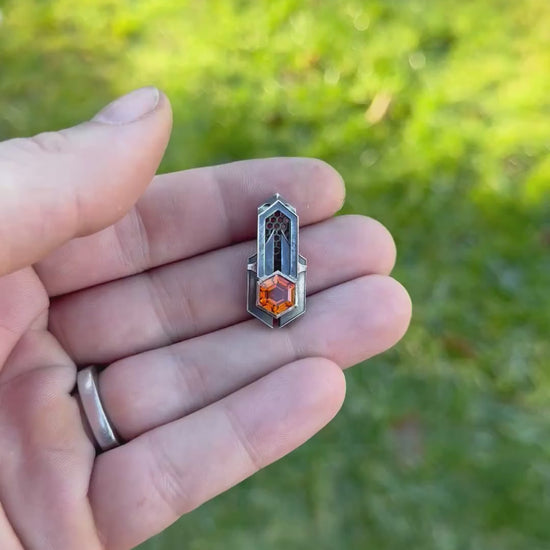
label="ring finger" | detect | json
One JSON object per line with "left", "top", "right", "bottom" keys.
{"left": 99, "top": 274, "right": 411, "bottom": 440}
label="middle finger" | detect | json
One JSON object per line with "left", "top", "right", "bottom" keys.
{"left": 49, "top": 215, "right": 395, "bottom": 364}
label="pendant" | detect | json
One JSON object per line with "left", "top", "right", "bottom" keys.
{"left": 247, "top": 194, "right": 307, "bottom": 327}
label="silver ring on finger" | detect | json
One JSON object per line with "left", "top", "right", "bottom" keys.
{"left": 76, "top": 365, "right": 122, "bottom": 452}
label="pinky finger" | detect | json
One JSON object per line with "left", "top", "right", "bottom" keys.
{"left": 89, "top": 357, "right": 346, "bottom": 550}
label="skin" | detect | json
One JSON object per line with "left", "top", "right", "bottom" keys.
{"left": 0, "top": 88, "right": 411, "bottom": 550}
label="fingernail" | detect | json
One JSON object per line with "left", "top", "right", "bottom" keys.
{"left": 93, "top": 87, "right": 160, "bottom": 124}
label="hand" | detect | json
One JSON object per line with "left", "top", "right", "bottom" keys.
{"left": 0, "top": 88, "right": 411, "bottom": 550}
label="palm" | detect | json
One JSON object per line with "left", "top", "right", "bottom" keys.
{"left": 0, "top": 267, "right": 96, "bottom": 548}
{"left": 0, "top": 158, "right": 410, "bottom": 550}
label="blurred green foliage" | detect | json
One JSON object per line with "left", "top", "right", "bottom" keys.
{"left": 2, "top": 0, "right": 550, "bottom": 548}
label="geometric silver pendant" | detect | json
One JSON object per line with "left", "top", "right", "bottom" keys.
{"left": 247, "top": 194, "right": 307, "bottom": 328}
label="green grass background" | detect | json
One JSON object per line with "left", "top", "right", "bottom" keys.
{"left": 2, "top": 0, "right": 550, "bottom": 548}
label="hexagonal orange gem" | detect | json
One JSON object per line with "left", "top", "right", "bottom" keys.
{"left": 257, "top": 274, "right": 296, "bottom": 316}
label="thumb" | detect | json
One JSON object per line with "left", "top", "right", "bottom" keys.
{"left": 0, "top": 86, "right": 172, "bottom": 276}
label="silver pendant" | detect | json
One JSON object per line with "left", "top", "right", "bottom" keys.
{"left": 247, "top": 194, "right": 307, "bottom": 327}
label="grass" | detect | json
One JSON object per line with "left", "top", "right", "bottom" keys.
{"left": 2, "top": 0, "right": 550, "bottom": 548}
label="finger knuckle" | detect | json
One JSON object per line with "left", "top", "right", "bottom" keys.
{"left": 146, "top": 433, "right": 198, "bottom": 517}
{"left": 20, "top": 130, "right": 71, "bottom": 156}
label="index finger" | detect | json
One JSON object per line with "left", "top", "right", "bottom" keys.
{"left": 36, "top": 157, "right": 345, "bottom": 296}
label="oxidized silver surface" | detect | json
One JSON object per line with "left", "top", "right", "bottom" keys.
{"left": 247, "top": 194, "right": 307, "bottom": 327}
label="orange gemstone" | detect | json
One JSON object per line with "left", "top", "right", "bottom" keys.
{"left": 257, "top": 274, "right": 296, "bottom": 316}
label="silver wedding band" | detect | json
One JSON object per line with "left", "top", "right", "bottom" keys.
{"left": 76, "top": 365, "right": 122, "bottom": 452}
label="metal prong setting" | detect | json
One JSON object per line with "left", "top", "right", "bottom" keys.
{"left": 247, "top": 194, "right": 307, "bottom": 327}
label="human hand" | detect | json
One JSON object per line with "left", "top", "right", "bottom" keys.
{"left": 0, "top": 88, "right": 411, "bottom": 549}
